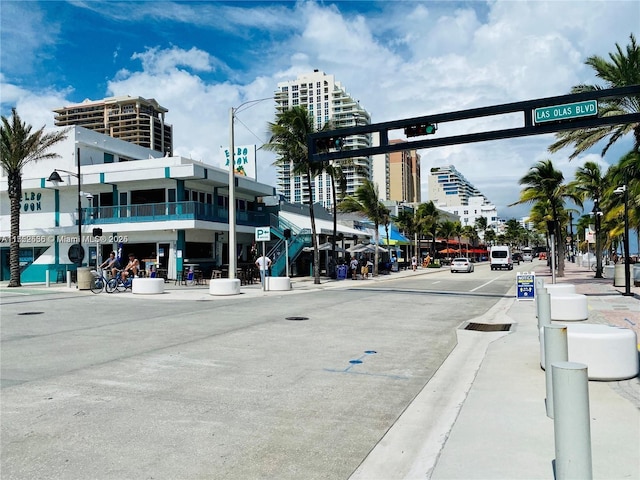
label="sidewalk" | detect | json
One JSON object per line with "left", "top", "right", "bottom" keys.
{"left": 351, "top": 260, "right": 640, "bottom": 479}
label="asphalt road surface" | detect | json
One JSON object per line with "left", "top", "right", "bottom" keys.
{"left": 1, "top": 265, "right": 517, "bottom": 479}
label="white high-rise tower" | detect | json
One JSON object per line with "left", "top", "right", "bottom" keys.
{"left": 274, "top": 70, "right": 371, "bottom": 208}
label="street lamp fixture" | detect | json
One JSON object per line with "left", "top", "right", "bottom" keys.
{"left": 614, "top": 184, "right": 632, "bottom": 296}
{"left": 592, "top": 198, "right": 603, "bottom": 278}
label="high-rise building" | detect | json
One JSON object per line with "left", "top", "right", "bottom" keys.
{"left": 53, "top": 96, "right": 173, "bottom": 156}
{"left": 428, "top": 165, "right": 498, "bottom": 232}
{"left": 388, "top": 140, "right": 420, "bottom": 203}
{"left": 274, "top": 70, "right": 371, "bottom": 208}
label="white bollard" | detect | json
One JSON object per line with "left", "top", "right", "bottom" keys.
{"left": 66, "top": 270, "right": 71, "bottom": 288}
{"left": 537, "top": 289, "right": 551, "bottom": 329}
{"left": 45, "top": 270, "right": 50, "bottom": 287}
{"left": 544, "top": 325, "right": 568, "bottom": 418}
{"left": 552, "top": 361, "right": 592, "bottom": 480}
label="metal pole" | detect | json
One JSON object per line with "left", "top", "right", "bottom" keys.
{"left": 622, "top": 180, "right": 631, "bottom": 296}
{"left": 594, "top": 199, "right": 603, "bottom": 278}
{"left": 228, "top": 107, "right": 236, "bottom": 280}
{"left": 77, "top": 147, "right": 82, "bottom": 264}
{"left": 544, "top": 325, "right": 568, "bottom": 418}
{"left": 262, "top": 241, "right": 266, "bottom": 292}
{"left": 285, "top": 238, "right": 290, "bottom": 278}
{"left": 552, "top": 361, "right": 593, "bottom": 480}
{"left": 550, "top": 232, "right": 556, "bottom": 284}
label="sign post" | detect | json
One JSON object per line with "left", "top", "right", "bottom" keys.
{"left": 516, "top": 271, "right": 536, "bottom": 301}
{"left": 255, "top": 227, "right": 271, "bottom": 291}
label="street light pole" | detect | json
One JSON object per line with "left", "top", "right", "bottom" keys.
{"left": 621, "top": 182, "right": 632, "bottom": 296}
{"left": 593, "top": 198, "right": 603, "bottom": 278}
{"left": 227, "top": 96, "right": 274, "bottom": 281}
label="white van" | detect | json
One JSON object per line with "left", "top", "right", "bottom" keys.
{"left": 490, "top": 246, "right": 513, "bottom": 270}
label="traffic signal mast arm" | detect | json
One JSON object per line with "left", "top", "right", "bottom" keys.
{"left": 308, "top": 85, "right": 640, "bottom": 163}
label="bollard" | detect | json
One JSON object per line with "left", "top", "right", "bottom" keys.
{"left": 535, "top": 277, "right": 545, "bottom": 318}
{"left": 544, "top": 325, "right": 568, "bottom": 418}
{"left": 537, "top": 289, "right": 551, "bottom": 329}
{"left": 45, "top": 270, "right": 50, "bottom": 288}
{"left": 552, "top": 361, "right": 592, "bottom": 480}
{"left": 66, "top": 270, "right": 71, "bottom": 288}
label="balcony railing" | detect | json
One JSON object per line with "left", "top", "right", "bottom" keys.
{"left": 83, "top": 201, "right": 269, "bottom": 226}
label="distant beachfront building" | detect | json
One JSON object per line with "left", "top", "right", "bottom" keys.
{"left": 53, "top": 96, "right": 173, "bottom": 156}
{"left": 274, "top": 70, "right": 371, "bottom": 208}
{"left": 427, "top": 165, "right": 498, "bottom": 234}
{"left": 372, "top": 139, "right": 421, "bottom": 203}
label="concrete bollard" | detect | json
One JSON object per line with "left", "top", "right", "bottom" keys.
{"left": 537, "top": 289, "right": 551, "bottom": 329}
{"left": 66, "top": 270, "right": 72, "bottom": 288}
{"left": 544, "top": 325, "right": 568, "bottom": 419}
{"left": 45, "top": 270, "right": 50, "bottom": 288}
{"left": 552, "top": 361, "right": 592, "bottom": 480}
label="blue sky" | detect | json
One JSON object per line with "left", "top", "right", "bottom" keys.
{"left": 1, "top": 0, "right": 639, "bottom": 228}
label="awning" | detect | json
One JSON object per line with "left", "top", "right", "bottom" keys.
{"left": 279, "top": 211, "right": 365, "bottom": 238}
{"left": 378, "top": 225, "right": 411, "bottom": 245}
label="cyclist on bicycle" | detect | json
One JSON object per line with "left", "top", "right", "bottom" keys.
{"left": 121, "top": 253, "right": 140, "bottom": 282}
{"left": 99, "top": 251, "right": 120, "bottom": 278}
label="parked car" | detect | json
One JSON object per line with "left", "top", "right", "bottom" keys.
{"left": 450, "top": 257, "right": 475, "bottom": 273}
{"left": 522, "top": 252, "right": 533, "bottom": 262}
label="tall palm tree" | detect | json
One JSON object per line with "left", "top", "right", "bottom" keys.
{"left": 549, "top": 34, "right": 640, "bottom": 158}
{"left": 338, "top": 179, "right": 385, "bottom": 276}
{"left": 512, "top": 160, "right": 582, "bottom": 277}
{"left": 394, "top": 209, "right": 417, "bottom": 262}
{"left": 416, "top": 201, "right": 440, "bottom": 258}
{"left": 264, "top": 106, "right": 323, "bottom": 284}
{"left": 1, "top": 109, "right": 67, "bottom": 287}
{"left": 604, "top": 150, "right": 640, "bottom": 254}
{"left": 438, "top": 220, "right": 458, "bottom": 259}
{"left": 474, "top": 216, "right": 488, "bottom": 243}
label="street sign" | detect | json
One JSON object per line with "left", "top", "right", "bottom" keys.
{"left": 255, "top": 227, "right": 271, "bottom": 242}
{"left": 516, "top": 272, "right": 535, "bottom": 301}
{"left": 534, "top": 100, "right": 597, "bottom": 124}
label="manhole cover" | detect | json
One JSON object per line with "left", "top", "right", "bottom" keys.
{"left": 18, "top": 312, "right": 44, "bottom": 316}
{"left": 285, "top": 316, "right": 309, "bottom": 321}
{"left": 465, "top": 322, "right": 512, "bottom": 332}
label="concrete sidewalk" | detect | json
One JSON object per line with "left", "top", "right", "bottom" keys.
{"left": 351, "top": 260, "right": 640, "bottom": 479}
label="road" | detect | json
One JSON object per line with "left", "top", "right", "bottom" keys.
{"left": 1, "top": 264, "right": 518, "bottom": 479}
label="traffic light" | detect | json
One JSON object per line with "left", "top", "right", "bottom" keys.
{"left": 404, "top": 123, "right": 437, "bottom": 137}
{"left": 316, "top": 136, "right": 344, "bottom": 152}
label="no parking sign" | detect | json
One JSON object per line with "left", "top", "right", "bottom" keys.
{"left": 516, "top": 272, "right": 535, "bottom": 301}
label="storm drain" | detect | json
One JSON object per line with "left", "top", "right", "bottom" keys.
{"left": 285, "top": 316, "right": 309, "bottom": 321}
{"left": 464, "top": 322, "right": 512, "bottom": 332}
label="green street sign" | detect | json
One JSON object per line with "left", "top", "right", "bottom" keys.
{"left": 534, "top": 100, "right": 598, "bottom": 124}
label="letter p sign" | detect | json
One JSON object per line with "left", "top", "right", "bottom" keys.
{"left": 255, "top": 227, "right": 271, "bottom": 242}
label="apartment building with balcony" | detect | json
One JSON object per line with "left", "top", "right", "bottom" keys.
{"left": 427, "top": 165, "right": 498, "bottom": 233}
{"left": 274, "top": 70, "right": 371, "bottom": 208}
{"left": 53, "top": 96, "right": 173, "bottom": 156}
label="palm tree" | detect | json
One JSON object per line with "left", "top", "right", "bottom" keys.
{"left": 474, "top": 216, "right": 488, "bottom": 243}
{"left": 264, "top": 106, "right": 323, "bottom": 284}
{"left": 438, "top": 220, "right": 458, "bottom": 259}
{"left": 394, "top": 209, "right": 417, "bottom": 262}
{"left": 484, "top": 228, "right": 497, "bottom": 247}
{"left": 549, "top": 34, "right": 640, "bottom": 158}
{"left": 512, "top": 160, "right": 581, "bottom": 277}
{"left": 462, "top": 225, "right": 478, "bottom": 258}
{"left": 416, "top": 201, "right": 440, "bottom": 258}
{"left": 1, "top": 109, "right": 67, "bottom": 287}
{"left": 338, "top": 180, "right": 385, "bottom": 276}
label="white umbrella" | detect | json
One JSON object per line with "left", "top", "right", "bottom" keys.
{"left": 347, "top": 243, "right": 370, "bottom": 254}
{"left": 364, "top": 244, "right": 388, "bottom": 254}
{"left": 303, "top": 242, "right": 346, "bottom": 253}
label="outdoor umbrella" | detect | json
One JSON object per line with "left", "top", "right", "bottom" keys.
{"left": 438, "top": 247, "right": 459, "bottom": 254}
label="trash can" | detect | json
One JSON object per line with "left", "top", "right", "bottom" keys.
{"left": 77, "top": 267, "right": 92, "bottom": 290}
{"left": 613, "top": 264, "right": 626, "bottom": 287}
{"left": 336, "top": 264, "right": 348, "bottom": 280}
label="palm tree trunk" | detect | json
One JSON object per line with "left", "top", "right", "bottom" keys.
{"left": 8, "top": 174, "right": 22, "bottom": 287}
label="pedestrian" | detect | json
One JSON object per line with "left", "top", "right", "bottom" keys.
{"left": 255, "top": 254, "right": 272, "bottom": 285}
{"left": 425, "top": 253, "right": 431, "bottom": 268}
{"left": 350, "top": 256, "right": 359, "bottom": 280}
{"left": 411, "top": 255, "right": 418, "bottom": 271}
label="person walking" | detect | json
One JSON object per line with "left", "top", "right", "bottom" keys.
{"left": 255, "top": 254, "right": 272, "bottom": 285}
{"left": 411, "top": 255, "right": 418, "bottom": 271}
{"left": 350, "top": 256, "right": 359, "bottom": 280}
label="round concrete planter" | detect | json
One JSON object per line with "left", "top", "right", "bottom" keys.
{"left": 132, "top": 278, "right": 165, "bottom": 295}
{"left": 209, "top": 278, "right": 241, "bottom": 296}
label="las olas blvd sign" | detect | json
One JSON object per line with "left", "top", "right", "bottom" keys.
{"left": 533, "top": 100, "right": 598, "bottom": 124}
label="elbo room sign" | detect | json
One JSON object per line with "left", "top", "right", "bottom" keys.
{"left": 516, "top": 272, "right": 535, "bottom": 301}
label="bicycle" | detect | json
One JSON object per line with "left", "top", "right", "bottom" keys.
{"left": 89, "top": 268, "right": 110, "bottom": 294}
{"left": 106, "top": 270, "right": 134, "bottom": 293}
